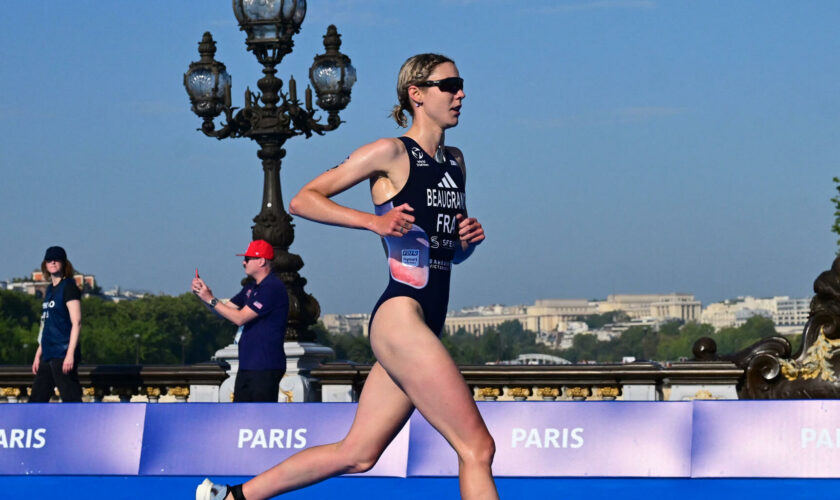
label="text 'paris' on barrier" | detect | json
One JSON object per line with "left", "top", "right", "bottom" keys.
{"left": 2, "top": 401, "right": 840, "bottom": 478}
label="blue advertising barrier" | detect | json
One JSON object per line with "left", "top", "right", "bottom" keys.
{"left": 0, "top": 404, "right": 145, "bottom": 475}
{"left": 3, "top": 401, "right": 840, "bottom": 478}
{"left": 408, "top": 402, "right": 692, "bottom": 477}
{"left": 139, "top": 403, "right": 409, "bottom": 477}
{"left": 692, "top": 400, "right": 840, "bottom": 478}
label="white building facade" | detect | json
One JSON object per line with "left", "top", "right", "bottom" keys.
{"left": 700, "top": 296, "right": 810, "bottom": 334}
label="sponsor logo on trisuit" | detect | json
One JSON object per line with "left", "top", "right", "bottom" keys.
{"left": 437, "top": 171, "right": 458, "bottom": 189}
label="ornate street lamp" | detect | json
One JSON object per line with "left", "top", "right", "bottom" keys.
{"left": 184, "top": 1, "right": 355, "bottom": 342}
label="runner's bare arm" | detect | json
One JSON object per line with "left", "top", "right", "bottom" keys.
{"left": 289, "top": 138, "right": 414, "bottom": 237}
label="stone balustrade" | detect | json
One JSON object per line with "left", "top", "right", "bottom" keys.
{"left": 0, "top": 362, "right": 229, "bottom": 403}
{"left": 310, "top": 360, "right": 744, "bottom": 402}
{"left": 0, "top": 359, "right": 744, "bottom": 403}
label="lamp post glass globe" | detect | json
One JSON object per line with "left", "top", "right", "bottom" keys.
{"left": 184, "top": 32, "right": 232, "bottom": 120}
{"left": 311, "top": 60, "right": 356, "bottom": 93}
{"left": 309, "top": 25, "right": 355, "bottom": 112}
{"left": 233, "top": 0, "right": 306, "bottom": 42}
{"left": 185, "top": 67, "right": 231, "bottom": 116}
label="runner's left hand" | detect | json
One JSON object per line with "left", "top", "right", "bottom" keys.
{"left": 456, "top": 213, "right": 485, "bottom": 245}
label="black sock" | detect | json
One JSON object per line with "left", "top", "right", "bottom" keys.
{"left": 229, "top": 484, "right": 246, "bottom": 500}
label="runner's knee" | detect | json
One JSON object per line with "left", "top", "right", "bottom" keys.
{"left": 346, "top": 455, "right": 379, "bottom": 474}
{"left": 458, "top": 431, "right": 496, "bottom": 469}
{"left": 338, "top": 441, "right": 383, "bottom": 474}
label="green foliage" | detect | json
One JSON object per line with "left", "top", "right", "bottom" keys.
{"left": 582, "top": 311, "right": 629, "bottom": 329}
{"left": 80, "top": 293, "right": 235, "bottom": 364}
{"left": 311, "top": 322, "right": 374, "bottom": 364}
{"left": 0, "top": 288, "right": 799, "bottom": 366}
{"left": 832, "top": 176, "right": 840, "bottom": 255}
{"left": 713, "top": 316, "right": 777, "bottom": 354}
{"left": 442, "top": 320, "right": 547, "bottom": 364}
{"left": 555, "top": 317, "right": 780, "bottom": 363}
{"left": 0, "top": 289, "right": 234, "bottom": 364}
{"left": 0, "top": 290, "right": 41, "bottom": 363}
{"left": 656, "top": 322, "right": 713, "bottom": 361}
{"left": 316, "top": 316, "right": 790, "bottom": 366}
{"left": 568, "top": 332, "right": 600, "bottom": 362}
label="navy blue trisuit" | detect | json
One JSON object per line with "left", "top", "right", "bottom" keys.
{"left": 369, "top": 136, "right": 467, "bottom": 336}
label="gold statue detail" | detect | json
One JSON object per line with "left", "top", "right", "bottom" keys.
{"left": 780, "top": 326, "right": 840, "bottom": 382}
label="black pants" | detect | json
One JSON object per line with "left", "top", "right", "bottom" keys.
{"left": 234, "top": 369, "right": 284, "bottom": 402}
{"left": 30, "top": 357, "right": 83, "bottom": 403}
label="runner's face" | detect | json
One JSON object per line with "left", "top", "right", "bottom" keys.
{"left": 416, "top": 62, "right": 464, "bottom": 129}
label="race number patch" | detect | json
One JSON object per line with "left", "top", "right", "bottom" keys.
{"left": 401, "top": 249, "right": 420, "bottom": 267}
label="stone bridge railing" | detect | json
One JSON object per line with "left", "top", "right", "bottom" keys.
{"left": 311, "top": 360, "right": 744, "bottom": 402}
{"left": 0, "top": 359, "right": 743, "bottom": 403}
{"left": 0, "top": 362, "right": 229, "bottom": 402}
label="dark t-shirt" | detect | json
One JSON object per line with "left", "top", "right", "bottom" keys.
{"left": 63, "top": 281, "right": 81, "bottom": 302}
{"left": 230, "top": 273, "right": 289, "bottom": 371}
{"left": 41, "top": 278, "right": 81, "bottom": 361}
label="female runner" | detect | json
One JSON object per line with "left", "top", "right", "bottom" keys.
{"left": 198, "top": 53, "right": 498, "bottom": 500}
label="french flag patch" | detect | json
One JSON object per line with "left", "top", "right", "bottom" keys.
{"left": 253, "top": 301, "right": 263, "bottom": 309}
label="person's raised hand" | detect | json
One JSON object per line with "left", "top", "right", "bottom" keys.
{"left": 192, "top": 277, "right": 214, "bottom": 303}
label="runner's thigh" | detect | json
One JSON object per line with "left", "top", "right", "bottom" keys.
{"left": 369, "top": 298, "right": 488, "bottom": 454}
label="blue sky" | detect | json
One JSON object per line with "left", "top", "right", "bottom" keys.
{"left": 1, "top": 1, "right": 838, "bottom": 314}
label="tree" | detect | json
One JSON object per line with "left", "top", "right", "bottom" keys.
{"left": 441, "top": 327, "right": 478, "bottom": 364}
{"left": 582, "top": 310, "right": 629, "bottom": 329}
{"left": 714, "top": 316, "right": 778, "bottom": 354}
{"left": 0, "top": 290, "right": 41, "bottom": 364}
{"left": 0, "top": 288, "right": 788, "bottom": 366}
{"left": 308, "top": 322, "right": 374, "bottom": 364}
{"left": 568, "top": 333, "right": 599, "bottom": 362}
{"left": 832, "top": 176, "right": 840, "bottom": 255}
{"left": 656, "top": 322, "right": 713, "bottom": 361}
{"left": 0, "top": 290, "right": 236, "bottom": 365}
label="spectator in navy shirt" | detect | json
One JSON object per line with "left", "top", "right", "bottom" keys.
{"left": 192, "top": 239, "right": 289, "bottom": 402}
{"left": 31, "top": 246, "right": 83, "bottom": 403}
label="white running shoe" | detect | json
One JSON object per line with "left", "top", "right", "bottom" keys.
{"left": 196, "top": 478, "right": 229, "bottom": 500}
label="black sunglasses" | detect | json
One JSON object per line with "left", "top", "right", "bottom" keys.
{"left": 243, "top": 256, "right": 260, "bottom": 262}
{"left": 417, "top": 77, "right": 464, "bottom": 94}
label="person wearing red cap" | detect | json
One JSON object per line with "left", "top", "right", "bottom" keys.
{"left": 191, "top": 239, "right": 289, "bottom": 402}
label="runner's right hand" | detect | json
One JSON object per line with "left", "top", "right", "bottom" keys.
{"left": 373, "top": 203, "right": 415, "bottom": 237}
